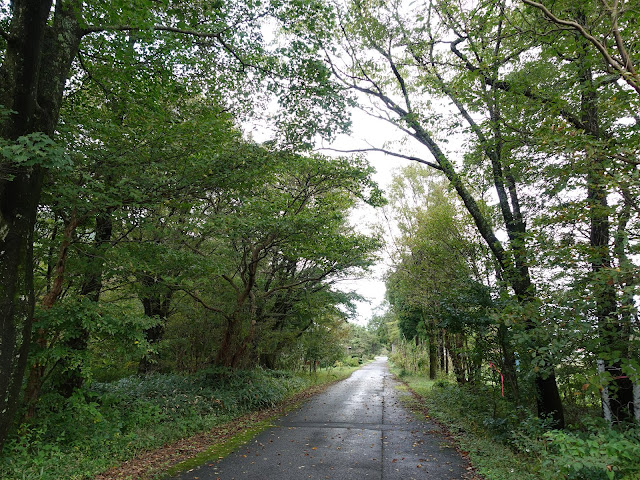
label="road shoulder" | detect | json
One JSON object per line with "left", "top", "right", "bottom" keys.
{"left": 92, "top": 373, "right": 356, "bottom": 480}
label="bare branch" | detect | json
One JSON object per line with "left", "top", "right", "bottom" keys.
{"left": 320, "top": 147, "right": 443, "bottom": 171}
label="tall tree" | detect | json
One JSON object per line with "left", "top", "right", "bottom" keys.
{"left": 0, "top": 0, "right": 351, "bottom": 447}
{"left": 385, "top": 166, "right": 495, "bottom": 385}
{"left": 522, "top": 0, "right": 640, "bottom": 96}
{"left": 322, "top": 0, "right": 565, "bottom": 426}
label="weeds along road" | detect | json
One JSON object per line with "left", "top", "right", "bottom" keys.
{"left": 171, "top": 357, "right": 469, "bottom": 480}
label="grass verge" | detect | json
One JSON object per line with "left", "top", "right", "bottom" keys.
{"left": 107, "top": 372, "right": 354, "bottom": 480}
{"left": 0, "top": 367, "right": 358, "bottom": 480}
{"left": 389, "top": 367, "right": 540, "bottom": 480}
{"left": 389, "top": 366, "right": 640, "bottom": 480}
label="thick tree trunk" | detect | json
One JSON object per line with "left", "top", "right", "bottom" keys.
{"left": 576, "top": 36, "right": 634, "bottom": 423}
{"left": 0, "top": 172, "right": 43, "bottom": 442}
{"left": 0, "top": 0, "right": 53, "bottom": 447}
{"left": 0, "top": 0, "right": 84, "bottom": 448}
{"left": 215, "top": 244, "right": 261, "bottom": 368}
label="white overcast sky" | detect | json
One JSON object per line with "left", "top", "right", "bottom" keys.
{"left": 325, "top": 108, "right": 416, "bottom": 326}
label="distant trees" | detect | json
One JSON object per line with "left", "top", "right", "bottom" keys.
{"left": 384, "top": 167, "right": 496, "bottom": 386}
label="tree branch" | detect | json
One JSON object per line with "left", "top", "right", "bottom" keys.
{"left": 181, "top": 289, "right": 231, "bottom": 320}
{"left": 222, "top": 274, "right": 240, "bottom": 294}
{"left": 320, "top": 147, "right": 443, "bottom": 171}
{"left": 522, "top": 0, "right": 640, "bottom": 95}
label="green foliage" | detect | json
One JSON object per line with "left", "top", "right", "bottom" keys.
{"left": 346, "top": 323, "right": 381, "bottom": 359}
{"left": 388, "top": 336, "right": 430, "bottom": 374}
{"left": 396, "top": 365, "right": 640, "bottom": 480}
{"left": 27, "top": 300, "right": 155, "bottom": 388}
{"left": 542, "top": 424, "right": 640, "bottom": 480}
{"left": 0, "top": 132, "right": 70, "bottom": 177}
{"left": 0, "top": 368, "right": 331, "bottom": 480}
{"left": 395, "top": 368, "right": 540, "bottom": 480}
{"left": 0, "top": 0, "right": 378, "bottom": 452}
{"left": 342, "top": 356, "right": 362, "bottom": 367}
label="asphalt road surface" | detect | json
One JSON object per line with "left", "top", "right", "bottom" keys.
{"left": 172, "top": 357, "right": 469, "bottom": 480}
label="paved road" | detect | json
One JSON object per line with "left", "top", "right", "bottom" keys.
{"left": 172, "top": 358, "right": 468, "bottom": 480}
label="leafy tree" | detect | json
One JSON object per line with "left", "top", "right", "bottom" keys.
{"left": 184, "top": 151, "right": 383, "bottom": 368}
{"left": 0, "top": 0, "right": 356, "bottom": 446}
{"left": 317, "top": 0, "right": 567, "bottom": 426}
{"left": 504, "top": 0, "right": 640, "bottom": 422}
{"left": 313, "top": 0, "right": 640, "bottom": 426}
{"left": 385, "top": 166, "right": 496, "bottom": 385}
{"left": 522, "top": 0, "right": 640, "bottom": 96}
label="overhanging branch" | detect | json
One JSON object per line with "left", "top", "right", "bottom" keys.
{"left": 522, "top": 0, "right": 640, "bottom": 95}
{"left": 320, "top": 147, "right": 443, "bottom": 171}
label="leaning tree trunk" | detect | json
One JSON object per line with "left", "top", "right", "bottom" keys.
{"left": 401, "top": 86, "right": 564, "bottom": 427}
{"left": 23, "top": 210, "right": 80, "bottom": 418}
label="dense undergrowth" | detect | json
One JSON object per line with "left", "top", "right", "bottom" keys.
{"left": 392, "top": 367, "right": 640, "bottom": 480}
{"left": 0, "top": 366, "right": 355, "bottom": 480}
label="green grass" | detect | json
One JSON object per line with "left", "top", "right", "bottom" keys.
{"left": 390, "top": 365, "right": 640, "bottom": 480}
{"left": 0, "top": 366, "right": 358, "bottom": 480}
{"left": 392, "top": 369, "right": 540, "bottom": 480}
{"left": 163, "top": 417, "right": 276, "bottom": 478}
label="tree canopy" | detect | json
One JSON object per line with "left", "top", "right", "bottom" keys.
{"left": 1, "top": 0, "right": 639, "bottom": 465}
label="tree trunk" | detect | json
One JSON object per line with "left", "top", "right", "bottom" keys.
{"left": 137, "top": 274, "right": 173, "bottom": 374}
{"left": 216, "top": 317, "right": 241, "bottom": 367}
{"left": 0, "top": 0, "right": 82, "bottom": 448}
{"left": 428, "top": 332, "right": 438, "bottom": 380}
{"left": 58, "top": 211, "right": 113, "bottom": 397}
{"left": 405, "top": 88, "right": 564, "bottom": 427}
{"left": 497, "top": 323, "right": 519, "bottom": 402}
{"left": 614, "top": 195, "right": 638, "bottom": 422}
{"left": 576, "top": 33, "right": 634, "bottom": 423}
{"left": 23, "top": 211, "right": 79, "bottom": 417}
{"left": 445, "top": 332, "right": 466, "bottom": 384}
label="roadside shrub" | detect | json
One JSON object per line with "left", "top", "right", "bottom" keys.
{"left": 344, "top": 356, "right": 361, "bottom": 367}
{"left": 0, "top": 367, "right": 312, "bottom": 480}
{"left": 541, "top": 422, "right": 640, "bottom": 480}
{"left": 395, "top": 364, "right": 640, "bottom": 480}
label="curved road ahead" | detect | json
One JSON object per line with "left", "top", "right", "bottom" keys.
{"left": 173, "top": 357, "right": 469, "bottom": 480}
